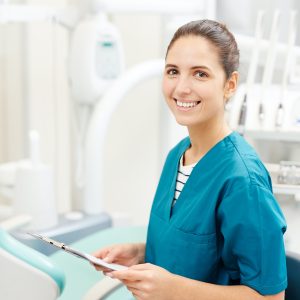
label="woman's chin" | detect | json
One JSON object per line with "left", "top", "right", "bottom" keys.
{"left": 174, "top": 116, "right": 201, "bottom": 127}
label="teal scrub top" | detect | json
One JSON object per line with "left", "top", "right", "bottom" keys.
{"left": 145, "top": 131, "right": 287, "bottom": 295}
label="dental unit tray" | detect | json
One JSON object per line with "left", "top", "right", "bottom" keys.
{"left": 28, "top": 232, "right": 127, "bottom": 271}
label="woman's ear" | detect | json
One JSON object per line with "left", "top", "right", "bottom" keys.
{"left": 224, "top": 71, "right": 239, "bottom": 101}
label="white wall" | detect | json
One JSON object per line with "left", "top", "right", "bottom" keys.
{"left": 90, "top": 13, "right": 164, "bottom": 225}
{"left": 24, "top": 0, "right": 71, "bottom": 213}
{"left": 0, "top": 0, "right": 71, "bottom": 213}
{"left": 25, "top": 6, "right": 71, "bottom": 213}
{"left": 0, "top": 23, "right": 25, "bottom": 163}
{"left": 0, "top": 23, "right": 26, "bottom": 206}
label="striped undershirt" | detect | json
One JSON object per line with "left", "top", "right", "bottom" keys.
{"left": 172, "top": 155, "right": 197, "bottom": 207}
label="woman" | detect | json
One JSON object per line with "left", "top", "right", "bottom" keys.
{"left": 93, "top": 20, "right": 287, "bottom": 300}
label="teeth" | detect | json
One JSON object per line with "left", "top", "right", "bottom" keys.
{"left": 176, "top": 100, "right": 199, "bottom": 108}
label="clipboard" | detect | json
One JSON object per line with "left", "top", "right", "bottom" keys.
{"left": 28, "top": 232, "right": 127, "bottom": 271}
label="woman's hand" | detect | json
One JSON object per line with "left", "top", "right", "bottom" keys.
{"left": 92, "top": 243, "right": 145, "bottom": 272}
{"left": 108, "top": 263, "right": 177, "bottom": 300}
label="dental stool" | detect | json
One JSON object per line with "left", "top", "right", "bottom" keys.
{"left": 51, "top": 226, "right": 146, "bottom": 300}
{"left": 0, "top": 228, "right": 65, "bottom": 300}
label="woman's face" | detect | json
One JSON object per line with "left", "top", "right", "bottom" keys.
{"left": 162, "top": 35, "right": 235, "bottom": 129}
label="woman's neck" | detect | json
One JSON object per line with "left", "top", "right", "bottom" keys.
{"left": 183, "top": 121, "right": 232, "bottom": 166}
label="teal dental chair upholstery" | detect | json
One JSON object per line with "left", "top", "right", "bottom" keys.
{"left": 0, "top": 228, "right": 65, "bottom": 300}
{"left": 0, "top": 225, "right": 145, "bottom": 300}
{"left": 51, "top": 226, "right": 146, "bottom": 300}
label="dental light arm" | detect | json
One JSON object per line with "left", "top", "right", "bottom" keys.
{"left": 83, "top": 59, "right": 164, "bottom": 214}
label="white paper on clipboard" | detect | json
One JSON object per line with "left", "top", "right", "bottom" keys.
{"left": 28, "top": 232, "right": 127, "bottom": 271}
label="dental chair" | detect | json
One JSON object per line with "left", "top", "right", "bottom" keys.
{"left": 51, "top": 225, "right": 146, "bottom": 300}
{"left": 0, "top": 228, "right": 65, "bottom": 300}
{"left": 286, "top": 251, "right": 300, "bottom": 300}
{"left": 0, "top": 225, "right": 145, "bottom": 300}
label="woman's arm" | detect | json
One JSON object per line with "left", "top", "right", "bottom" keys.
{"left": 171, "top": 272, "right": 285, "bottom": 300}
{"left": 110, "top": 263, "right": 285, "bottom": 300}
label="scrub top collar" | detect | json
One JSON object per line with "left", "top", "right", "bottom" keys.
{"left": 167, "top": 130, "right": 236, "bottom": 220}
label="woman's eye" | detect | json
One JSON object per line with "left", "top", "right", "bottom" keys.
{"left": 195, "top": 71, "right": 208, "bottom": 78}
{"left": 166, "top": 69, "right": 178, "bottom": 76}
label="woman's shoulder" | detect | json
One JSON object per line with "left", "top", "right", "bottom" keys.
{"left": 224, "top": 132, "right": 271, "bottom": 189}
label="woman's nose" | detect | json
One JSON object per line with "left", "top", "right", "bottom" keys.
{"left": 174, "top": 76, "right": 192, "bottom": 95}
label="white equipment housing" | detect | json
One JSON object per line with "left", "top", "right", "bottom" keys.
{"left": 69, "top": 14, "right": 125, "bottom": 104}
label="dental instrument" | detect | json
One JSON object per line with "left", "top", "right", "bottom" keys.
{"left": 275, "top": 11, "right": 298, "bottom": 128}
{"left": 237, "top": 10, "right": 265, "bottom": 134}
{"left": 259, "top": 10, "right": 280, "bottom": 124}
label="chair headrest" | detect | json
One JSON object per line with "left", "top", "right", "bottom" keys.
{"left": 0, "top": 229, "right": 65, "bottom": 293}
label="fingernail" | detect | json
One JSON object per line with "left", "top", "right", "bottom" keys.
{"left": 106, "top": 273, "right": 114, "bottom": 278}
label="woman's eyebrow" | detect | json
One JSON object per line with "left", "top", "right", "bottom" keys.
{"left": 165, "top": 64, "right": 211, "bottom": 71}
{"left": 165, "top": 64, "right": 178, "bottom": 68}
{"left": 191, "top": 65, "right": 211, "bottom": 71}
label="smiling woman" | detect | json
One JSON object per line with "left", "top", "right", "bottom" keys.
{"left": 93, "top": 20, "right": 287, "bottom": 300}
{"left": 162, "top": 21, "right": 238, "bottom": 136}
{"left": 162, "top": 35, "right": 231, "bottom": 130}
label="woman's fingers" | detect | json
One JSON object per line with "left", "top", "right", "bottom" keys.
{"left": 108, "top": 263, "right": 155, "bottom": 281}
{"left": 96, "top": 247, "right": 123, "bottom": 263}
{"left": 92, "top": 243, "right": 144, "bottom": 273}
{"left": 101, "top": 249, "right": 119, "bottom": 263}
{"left": 92, "top": 247, "right": 110, "bottom": 259}
{"left": 110, "top": 269, "right": 148, "bottom": 282}
{"left": 128, "top": 287, "right": 144, "bottom": 299}
{"left": 129, "top": 263, "right": 153, "bottom": 271}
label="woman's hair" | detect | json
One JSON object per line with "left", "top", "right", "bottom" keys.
{"left": 166, "top": 20, "right": 239, "bottom": 79}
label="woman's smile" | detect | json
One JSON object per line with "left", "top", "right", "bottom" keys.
{"left": 174, "top": 99, "right": 202, "bottom": 111}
